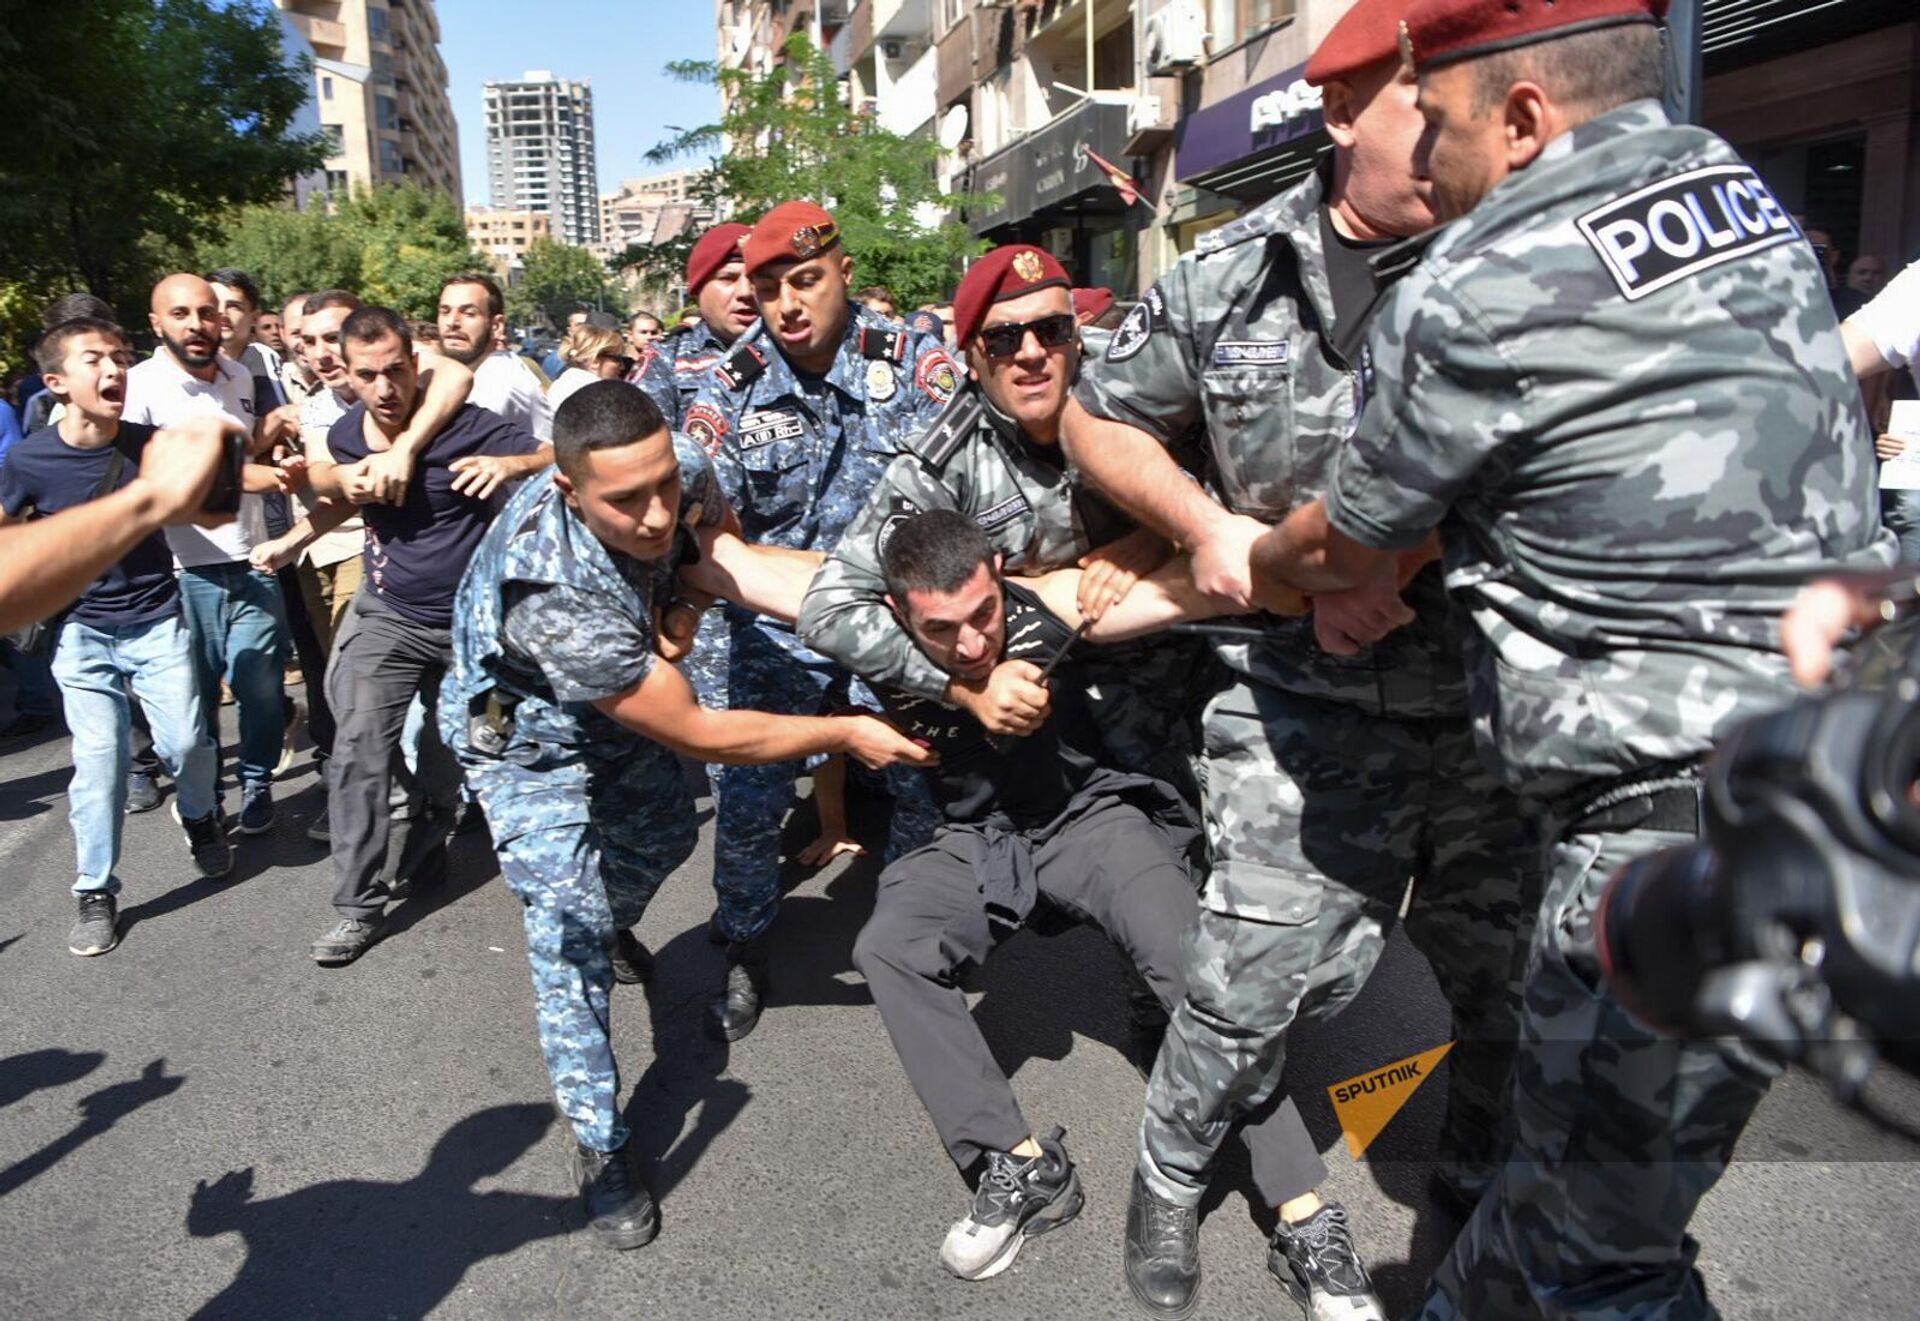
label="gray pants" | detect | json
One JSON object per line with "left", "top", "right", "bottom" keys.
{"left": 1141, "top": 679, "right": 1542, "bottom": 1207}
{"left": 1413, "top": 809, "right": 1778, "bottom": 1321}
{"left": 854, "top": 797, "right": 1328, "bottom": 1201}
{"left": 324, "top": 591, "right": 461, "bottom": 918}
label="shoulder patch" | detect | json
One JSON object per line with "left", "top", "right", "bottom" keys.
{"left": 876, "top": 510, "right": 915, "bottom": 557}
{"left": 715, "top": 342, "right": 768, "bottom": 391}
{"left": 858, "top": 326, "right": 908, "bottom": 362}
{"left": 1106, "top": 286, "right": 1165, "bottom": 363}
{"left": 684, "top": 402, "right": 729, "bottom": 455}
{"left": 1575, "top": 163, "right": 1798, "bottom": 302}
{"left": 903, "top": 386, "right": 982, "bottom": 469}
{"left": 914, "top": 348, "right": 960, "bottom": 406}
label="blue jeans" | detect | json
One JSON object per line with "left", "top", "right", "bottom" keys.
{"left": 52, "top": 612, "right": 218, "bottom": 893}
{"left": 177, "top": 562, "right": 288, "bottom": 792}
{"left": 1882, "top": 490, "right": 1920, "bottom": 565}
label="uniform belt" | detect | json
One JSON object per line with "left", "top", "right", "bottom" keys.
{"left": 1565, "top": 772, "right": 1702, "bottom": 836}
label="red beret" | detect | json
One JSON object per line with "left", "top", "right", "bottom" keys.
{"left": 1072, "top": 287, "right": 1115, "bottom": 322}
{"left": 685, "top": 223, "right": 751, "bottom": 295}
{"left": 1402, "top": 0, "right": 1668, "bottom": 73}
{"left": 741, "top": 201, "right": 841, "bottom": 277}
{"left": 1306, "top": 0, "right": 1412, "bottom": 86}
{"left": 952, "top": 245, "right": 1071, "bottom": 346}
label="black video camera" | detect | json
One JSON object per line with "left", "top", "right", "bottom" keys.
{"left": 1595, "top": 605, "right": 1920, "bottom": 1113}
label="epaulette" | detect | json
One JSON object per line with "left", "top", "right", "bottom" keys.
{"left": 902, "top": 385, "right": 981, "bottom": 469}
{"left": 715, "top": 341, "right": 768, "bottom": 391}
{"left": 1369, "top": 230, "right": 1440, "bottom": 286}
{"left": 858, "top": 326, "right": 909, "bottom": 362}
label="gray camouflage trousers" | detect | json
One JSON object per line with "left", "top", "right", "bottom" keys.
{"left": 1413, "top": 812, "right": 1779, "bottom": 1321}
{"left": 1139, "top": 679, "right": 1542, "bottom": 1207}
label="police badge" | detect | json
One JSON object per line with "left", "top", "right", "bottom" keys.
{"left": 865, "top": 358, "right": 897, "bottom": 401}
{"left": 1012, "top": 250, "right": 1045, "bottom": 284}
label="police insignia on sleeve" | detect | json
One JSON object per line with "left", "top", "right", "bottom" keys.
{"left": 1106, "top": 286, "right": 1163, "bottom": 363}
{"left": 915, "top": 349, "right": 960, "bottom": 405}
{"left": 877, "top": 511, "right": 914, "bottom": 555}
{"left": 685, "top": 402, "right": 729, "bottom": 455}
{"left": 865, "top": 358, "right": 897, "bottom": 402}
{"left": 1576, "top": 164, "right": 1798, "bottom": 302}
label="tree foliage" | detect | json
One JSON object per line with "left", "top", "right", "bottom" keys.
{"left": 202, "top": 184, "right": 483, "bottom": 320}
{"left": 633, "top": 34, "right": 985, "bottom": 308}
{"left": 508, "top": 240, "right": 620, "bottom": 331}
{"left": 0, "top": 0, "right": 326, "bottom": 317}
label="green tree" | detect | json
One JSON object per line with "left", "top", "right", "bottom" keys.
{"left": 0, "top": 0, "right": 325, "bottom": 316}
{"left": 510, "top": 239, "right": 618, "bottom": 331}
{"left": 207, "top": 204, "right": 362, "bottom": 306}
{"left": 632, "top": 33, "right": 985, "bottom": 309}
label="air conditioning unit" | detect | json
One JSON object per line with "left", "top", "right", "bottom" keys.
{"left": 1146, "top": 0, "right": 1208, "bottom": 75}
{"left": 1127, "top": 95, "right": 1167, "bottom": 138}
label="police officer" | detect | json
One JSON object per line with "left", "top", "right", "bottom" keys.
{"left": 1247, "top": 0, "right": 1893, "bottom": 1315}
{"left": 1061, "top": 2, "right": 1539, "bottom": 1316}
{"left": 685, "top": 201, "right": 960, "bottom": 1042}
{"left": 441, "top": 381, "right": 932, "bottom": 1251}
{"left": 662, "top": 222, "right": 757, "bottom": 416}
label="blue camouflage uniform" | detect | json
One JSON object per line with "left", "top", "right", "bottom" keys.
{"left": 684, "top": 306, "right": 960, "bottom": 941}
{"left": 629, "top": 343, "right": 682, "bottom": 429}
{"left": 656, "top": 323, "right": 739, "bottom": 712}
{"left": 440, "top": 437, "right": 721, "bottom": 1154}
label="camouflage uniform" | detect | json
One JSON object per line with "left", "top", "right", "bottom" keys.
{"left": 660, "top": 324, "right": 740, "bottom": 711}
{"left": 1317, "top": 100, "right": 1892, "bottom": 1319}
{"left": 797, "top": 381, "right": 1211, "bottom": 797}
{"left": 685, "top": 305, "right": 960, "bottom": 941}
{"left": 629, "top": 342, "right": 682, "bottom": 429}
{"left": 440, "top": 437, "right": 722, "bottom": 1154}
{"left": 1073, "top": 162, "right": 1543, "bottom": 1209}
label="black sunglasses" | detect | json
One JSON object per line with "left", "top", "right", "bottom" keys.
{"left": 976, "top": 312, "right": 1078, "bottom": 358}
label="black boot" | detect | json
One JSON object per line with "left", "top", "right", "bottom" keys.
{"left": 1124, "top": 1171, "right": 1200, "bottom": 1319}
{"left": 571, "top": 1141, "right": 658, "bottom": 1250}
{"left": 707, "top": 934, "right": 769, "bottom": 1042}
{"left": 609, "top": 928, "right": 655, "bottom": 985}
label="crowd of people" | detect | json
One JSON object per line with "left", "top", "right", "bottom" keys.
{"left": 4, "top": 0, "right": 1919, "bottom": 1316}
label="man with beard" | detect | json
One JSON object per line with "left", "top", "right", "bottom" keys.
{"left": 1061, "top": 2, "right": 1540, "bottom": 1315}
{"left": 683, "top": 201, "right": 960, "bottom": 1044}
{"left": 1246, "top": 0, "right": 1892, "bottom": 1315}
{"left": 436, "top": 272, "right": 553, "bottom": 444}
{"left": 125, "top": 273, "right": 297, "bottom": 836}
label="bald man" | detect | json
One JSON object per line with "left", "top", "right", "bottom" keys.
{"left": 124, "top": 273, "right": 295, "bottom": 835}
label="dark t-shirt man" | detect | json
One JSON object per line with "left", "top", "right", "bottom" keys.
{"left": 326, "top": 402, "right": 541, "bottom": 628}
{"left": 0, "top": 422, "right": 179, "bottom": 628}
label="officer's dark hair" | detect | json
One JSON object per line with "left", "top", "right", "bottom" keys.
{"left": 552, "top": 380, "right": 669, "bottom": 481}
{"left": 204, "top": 267, "right": 262, "bottom": 311}
{"left": 305, "top": 288, "right": 362, "bottom": 315}
{"left": 881, "top": 510, "right": 996, "bottom": 612}
{"left": 1468, "top": 23, "right": 1664, "bottom": 118}
{"left": 35, "top": 317, "right": 127, "bottom": 377}
{"left": 440, "top": 272, "right": 505, "bottom": 320}
{"left": 41, "top": 292, "right": 115, "bottom": 330}
{"left": 340, "top": 305, "right": 412, "bottom": 361}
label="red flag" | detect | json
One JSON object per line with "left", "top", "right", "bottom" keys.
{"left": 1081, "top": 144, "right": 1143, "bottom": 208}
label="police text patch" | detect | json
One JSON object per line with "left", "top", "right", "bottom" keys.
{"left": 1576, "top": 164, "right": 1797, "bottom": 302}
{"left": 974, "top": 494, "right": 1028, "bottom": 532}
{"left": 1212, "top": 341, "right": 1289, "bottom": 366}
{"left": 739, "top": 409, "right": 805, "bottom": 450}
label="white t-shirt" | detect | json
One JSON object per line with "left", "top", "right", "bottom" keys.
{"left": 297, "top": 387, "right": 366, "bottom": 569}
{"left": 1852, "top": 258, "right": 1920, "bottom": 392}
{"left": 123, "top": 351, "right": 266, "bottom": 566}
{"left": 546, "top": 366, "right": 602, "bottom": 414}
{"left": 471, "top": 351, "right": 553, "bottom": 442}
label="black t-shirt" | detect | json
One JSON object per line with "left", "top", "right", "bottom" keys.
{"left": 326, "top": 402, "right": 541, "bottom": 628}
{"left": 0, "top": 422, "right": 179, "bottom": 628}
{"left": 1319, "top": 207, "right": 1396, "bottom": 364}
{"left": 875, "top": 582, "right": 1106, "bottom": 827}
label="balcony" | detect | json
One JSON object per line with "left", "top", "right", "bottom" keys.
{"left": 284, "top": 11, "right": 348, "bottom": 54}
{"left": 873, "top": 0, "right": 932, "bottom": 42}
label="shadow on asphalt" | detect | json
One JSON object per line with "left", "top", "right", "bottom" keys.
{"left": 0, "top": 1047, "right": 107, "bottom": 1110}
{"left": 182, "top": 1103, "right": 566, "bottom": 1321}
{"left": 0, "top": 756, "right": 68, "bottom": 822}
{"left": 0, "top": 1057, "right": 184, "bottom": 1199}
{"left": 0, "top": 932, "right": 23, "bottom": 957}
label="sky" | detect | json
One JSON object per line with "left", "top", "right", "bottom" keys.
{"left": 436, "top": 0, "right": 722, "bottom": 206}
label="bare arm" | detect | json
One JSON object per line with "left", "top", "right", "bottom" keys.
{"left": 1018, "top": 556, "right": 1309, "bottom": 642}
{"left": 1248, "top": 498, "right": 1394, "bottom": 596}
{"left": 249, "top": 496, "right": 359, "bottom": 573}
{"left": 590, "top": 658, "right": 935, "bottom": 768}
{"left": 680, "top": 530, "right": 825, "bottom": 624}
{"left": 1841, "top": 320, "right": 1894, "bottom": 381}
{"left": 354, "top": 360, "right": 479, "bottom": 502}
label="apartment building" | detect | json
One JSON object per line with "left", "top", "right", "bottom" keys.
{"left": 274, "top": 0, "right": 463, "bottom": 202}
{"left": 484, "top": 72, "right": 602, "bottom": 247}
{"left": 719, "top": 0, "right": 1920, "bottom": 295}
{"left": 465, "top": 206, "right": 553, "bottom": 280}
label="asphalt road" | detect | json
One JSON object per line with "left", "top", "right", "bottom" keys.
{"left": 1, "top": 707, "right": 1917, "bottom": 1321}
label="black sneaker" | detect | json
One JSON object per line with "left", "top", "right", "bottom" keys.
{"left": 125, "top": 772, "right": 162, "bottom": 814}
{"left": 1268, "top": 1202, "right": 1385, "bottom": 1321}
{"left": 181, "top": 808, "right": 234, "bottom": 878}
{"left": 69, "top": 893, "right": 119, "bottom": 957}
{"left": 707, "top": 934, "right": 769, "bottom": 1041}
{"left": 940, "top": 1126, "right": 1084, "bottom": 1280}
{"left": 236, "top": 784, "right": 276, "bottom": 835}
{"left": 311, "top": 914, "right": 386, "bottom": 966}
{"left": 1125, "top": 1170, "right": 1201, "bottom": 1319}
{"left": 609, "top": 929, "right": 655, "bottom": 985}
{"left": 571, "top": 1141, "right": 658, "bottom": 1250}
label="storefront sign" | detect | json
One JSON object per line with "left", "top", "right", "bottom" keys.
{"left": 969, "top": 100, "right": 1131, "bottom": 233}
{"left": 1178, "top": 61, "right": 1325, "bottom": 182}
